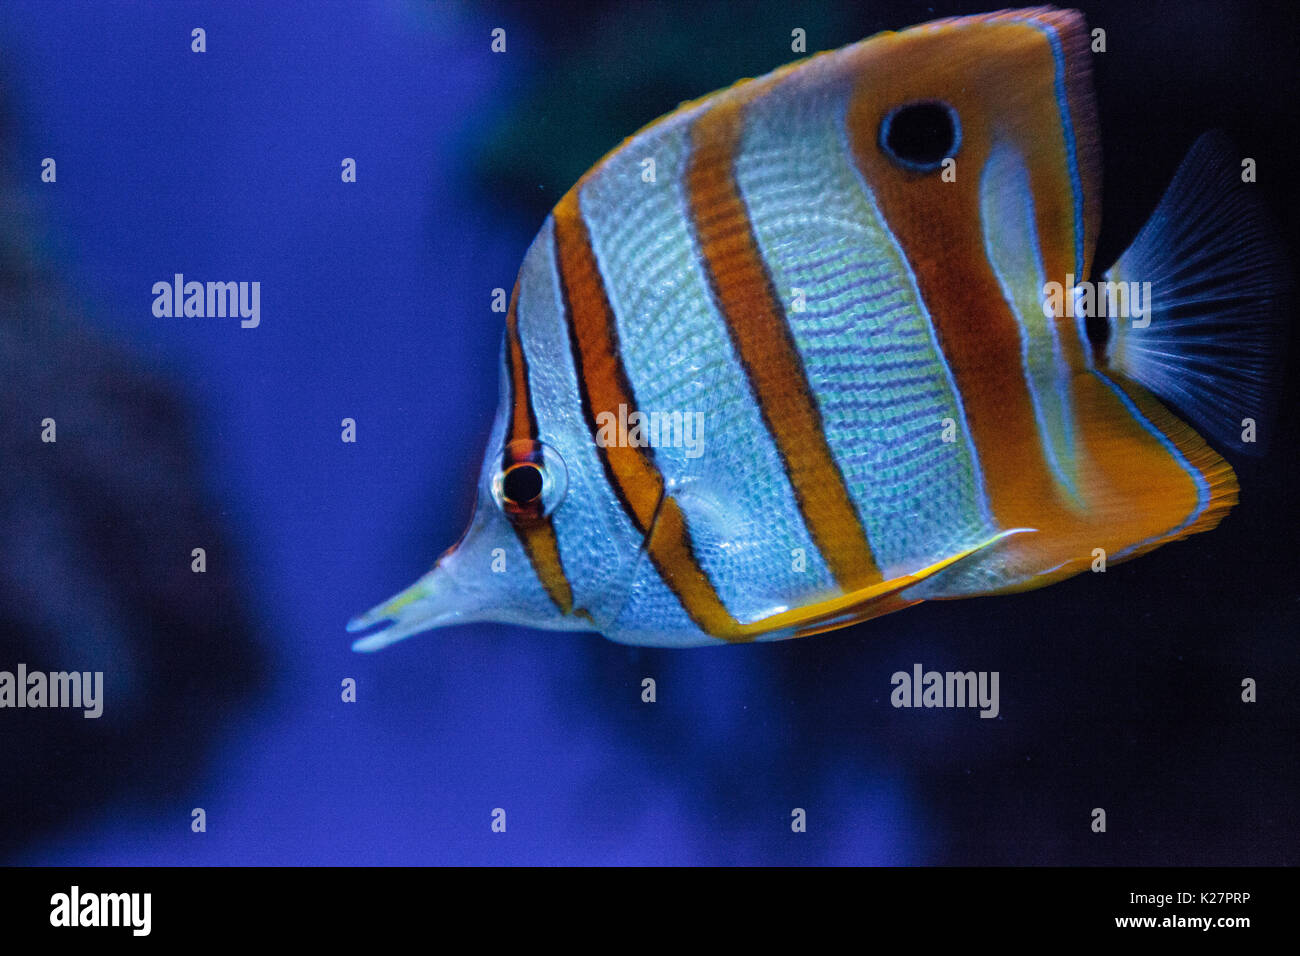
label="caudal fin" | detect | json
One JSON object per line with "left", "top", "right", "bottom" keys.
{"left": 1103, "top": 131, "right": 1289, "bottom": 454}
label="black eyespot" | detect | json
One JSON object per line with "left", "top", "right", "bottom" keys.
{"left": 879, "top": 101, "right": 960, "bottom": 172}
{"left": 502, "top": 462, "right": 544, "bottom": 506}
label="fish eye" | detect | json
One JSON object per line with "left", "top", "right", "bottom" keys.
{"left": 879, "top": 100, "right": 960, "bottom": 172}
{"left": 503, "top": 463, "right": 543, "bottom": 506}
{"left": 492, "top": 439, "right": 568, "bottom": 519}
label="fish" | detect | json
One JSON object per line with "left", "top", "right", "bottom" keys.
{"left": 348, "top": 6, "right": 1286, "bottom": 651}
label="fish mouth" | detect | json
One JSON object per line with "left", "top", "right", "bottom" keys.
{"left": 346, "top": 563, "right": 476, "bottom": 652}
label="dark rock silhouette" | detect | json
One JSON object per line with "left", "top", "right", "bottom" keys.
{"left": 0, "top": 86, "right": 266, "bottom": 860}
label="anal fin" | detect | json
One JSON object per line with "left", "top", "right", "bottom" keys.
{"left": 743, "top": 528, "right": 1035, "bottom": 640}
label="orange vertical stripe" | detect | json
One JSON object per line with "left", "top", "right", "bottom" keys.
{"left": 842, "top": 24, "right": 1073, "bottom": 544}
{"left": 504, "top": 277, "right": 537, "bottom": 446}
{"left": 503, "top": 277, "right": 576, "bottom": 615}
{"left": 551, "top": 190, "right": 753, "bottom": 641}
{"left": 686, "top": 94, "right": 882, "bottom": 590}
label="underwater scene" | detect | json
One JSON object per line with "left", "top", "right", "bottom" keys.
{"left": 0, "top": 0, "right": 1296, "bottom": 868}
